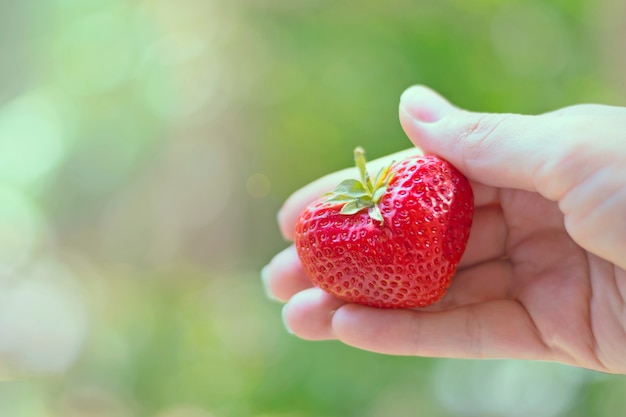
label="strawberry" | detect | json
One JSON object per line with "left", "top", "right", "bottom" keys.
{"left": 294, "top": 148, "right": 473, "bottom": 308}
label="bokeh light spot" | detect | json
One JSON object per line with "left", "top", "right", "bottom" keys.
{"left": 0, "top": 257, "right": 87, "bottom": 375}
{"left": 52, "top": 6, "right": 135, "bottom": 95}
{"left": 433, "top": 359, "right": 587, "bottom": 417}
{"left": 0, "top": 91, "right": 66, "bottom": 186}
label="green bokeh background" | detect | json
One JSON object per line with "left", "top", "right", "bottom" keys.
{"left": 1, "top": 0, "right": 625, "bottom": 416}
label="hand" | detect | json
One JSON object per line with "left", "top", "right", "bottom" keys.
{"left": 263, "top": 85, "right": 626, "bottom": 374}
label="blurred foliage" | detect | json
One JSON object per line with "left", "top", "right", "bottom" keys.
{"left": 0, "top": 0, "right": 625, "bottom": 416}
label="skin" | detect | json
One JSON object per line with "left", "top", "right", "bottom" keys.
{"left": 262, "top": 85, "right": 626, "bottom": 374}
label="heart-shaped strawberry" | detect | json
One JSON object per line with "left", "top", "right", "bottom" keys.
{"left": 294, "top": 148, "right": 473, "bottom": 308}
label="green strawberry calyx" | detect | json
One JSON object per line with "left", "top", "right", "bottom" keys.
{"left": 324, "top": 147, "right": 394, "bottom": 224}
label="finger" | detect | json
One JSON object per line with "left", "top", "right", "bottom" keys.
{"left": 278, "top": 148, "right": 423, "bottom": 240}
{"left": 282, "top": 287, "right": 346, "bottom": 340}
{"left": 398, "top": 86, "right": 571, "bottom": 193}
{"left": 470, "top": 181, "right": 500, "bottom": 207}
{"left": 546, "top": 103, "right": 626, "bottom": 118}
{"left": 331, "top": 300, "right": 550, "bottom": 360}
{"left": 459, "top": 203, "right": 507, "bottom": 268}
{"left": 263, "top": 245, "right": 312, "bottom": 302}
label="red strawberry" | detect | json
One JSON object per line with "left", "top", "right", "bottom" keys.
{"left": 294, "top": 148, "right": 473, "bottom": 308}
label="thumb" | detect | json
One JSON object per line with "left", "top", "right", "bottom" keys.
{"left": 399, "top": 85, "right": 565, "bottom": 194}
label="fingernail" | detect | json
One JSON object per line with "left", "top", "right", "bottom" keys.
{"left": 400, "top": 85, "right": 426, "bottom": 103}
{"left": 281, "top": 304, "right": 294, "bottom": 335}
{"left": 399, "top": 85, "right": 450, "bottom": 123}
{"left": 400, "top": 87, "right": 430, "bottom": 122}
{"left": 399, "top": 85, "right": 423, "bottom": 104}
{"left": 261, "top": 265, "right": 278, "bottom": 302}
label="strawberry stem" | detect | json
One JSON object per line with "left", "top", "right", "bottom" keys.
{"left": 324, "top": 147, "right": 394, "bottom": 225}
{"left": 354, "top": 147, "right": 372, "bottom": 193}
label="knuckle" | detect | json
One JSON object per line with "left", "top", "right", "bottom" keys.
{"left": 458, "top": 112, "right": 510, "bottom": 161}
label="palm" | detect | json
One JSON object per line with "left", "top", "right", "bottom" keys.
{"left": 464, "top": 187, "right": 626, "bottom": 373}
